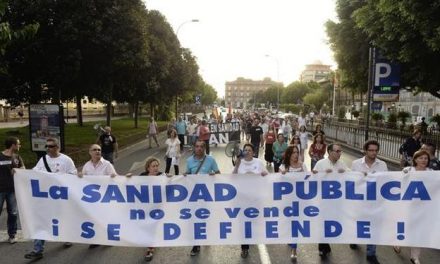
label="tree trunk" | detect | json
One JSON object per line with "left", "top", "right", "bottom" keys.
{"left": 76, "top": 94, "right": 83, "bottom": 126}
{"left": 134, "top": 101, "right": 139, "bottom": 128}
{"left": 106, "top": 84, "right": 113, "bottom": 126}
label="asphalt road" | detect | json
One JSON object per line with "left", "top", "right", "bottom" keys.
{"left": 0, "top": 135, "right": 439, "bottom": 264}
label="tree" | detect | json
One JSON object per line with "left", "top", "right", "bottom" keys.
{"left": 303, "top": 88, "right": 329, "bottom": 112}
{"left": 397, "top": 111, "right": 412, "bottom": 130}
{"left": 282, "top": 82, "right": 310, "bottom": 104}
{"left": 353, "top": 0, "right": 440, "bottom": 98}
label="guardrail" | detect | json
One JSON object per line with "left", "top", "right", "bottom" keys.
{"left": 310, "top": 121, "right": 440, "bottom": 165}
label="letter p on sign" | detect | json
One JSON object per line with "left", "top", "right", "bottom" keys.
{"left": 374, "top": 63, "right": 392, "bottom": 86}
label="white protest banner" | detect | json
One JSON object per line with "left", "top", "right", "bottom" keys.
{"left": 14, "top": 169, "right": 440, "bottom": 248}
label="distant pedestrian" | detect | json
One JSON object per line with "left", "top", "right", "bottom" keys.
{"left": 399, "top": 129, "right": 422, "bottom": 167}
{"left": 198, "top": 120, "right": 211, "bottom": 155}
{"left": 308, "top": 133, "right": 326, "bottom": 169}
{"left": 148, "top": 117, "right": 160, "bottom": 148}
{"left": 250, "top": 118, "right": 264, "bottom": 158}
{"left": 96, "top": 126, "right": 118, "bottom": 164}
{"left": 176, "top": 117, "right": 187, "bottom": 150}
{"left": 312, "top": 143, "right": 348, "bottom": 258}
{"left": 165, "top": 129, "right": 180, "bottom": 175}
{"left": 25, "top": 138, "right": 77, "bottom": 260}
{"left": 167, "top": 118, "right": 176, "bottom": 138}
{"left": 350, "top": 140, "right": 388, "bottom": 264}
{"left": 273, "top": 134, "right": 288, "bottom": 172}
{"left": 0, "top": 137, "right": 25, "bottom": 245}
{"left": 421, "top": 142, "right": 440, "bottom": 170}
{"left": 298, "top": 125, "right": 308, "bottom": 162}
{"left": 312, "top": 124, "right": 325, "bottom": 136}
{"left": 264, "top": 124, "right": 276, "bottom": 166}
{"left": 289, "top": 135, "right": 302, "bottom": 161}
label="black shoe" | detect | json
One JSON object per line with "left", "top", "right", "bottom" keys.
{"left": 63, "top": 242, "right": 73, "bottom": 248}
{"left": 319, "top": 250, "right": 329, "bottom": 258}
{"left": 89, "top": 244, "right": 99, "bottom": 249}
{"left": 241, "top": 249, "right": 249, "bottom": 258}
{"left": 366, "top": 255, "right": 381, "bottom": 264}
{"left": 144, "top": 251, "right": 153, "bottom": 262}
{"left": 24, "top": 251, "right": 43, "bottom": 260}
{"left": 350, "top": 244, "right": 358, "bottom": 249}
{"left": 190, "top": 246, "right": 200, "bottom": 256}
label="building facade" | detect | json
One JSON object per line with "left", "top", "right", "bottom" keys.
{"left": 397, "top": 90, "right": 440, "bottom": 121}
{"left": 300, "top": 60, "right": 331, "bottom": 82}
{"left": 225, "top": 77, "right": 281, "bottom": 109}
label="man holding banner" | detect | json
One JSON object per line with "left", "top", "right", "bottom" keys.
{"left": 185, "top": 139, "right": 220, "bottom": 256}
{"left": 25, "top": 138, "right": 77, "bottom": 260}
{"left": 351, "top": 140, "right": 388, "bottom": 264}
{"left": 312, "top": 143, "right": 348, "bottom": 258}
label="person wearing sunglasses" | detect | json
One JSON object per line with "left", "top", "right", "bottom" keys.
{"left": 312, "top": 143, "right": 348, "bottom": 259}
{"left": 25, "top": 138, "right": 77, "bottom": 260}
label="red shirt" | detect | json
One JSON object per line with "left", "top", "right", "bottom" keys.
{"left": 265, "top": 131, "right": 276, "bottom": 144}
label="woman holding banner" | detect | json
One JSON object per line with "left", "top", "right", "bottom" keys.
{"left": 139, "top": 157, "right": 164, "bottom": 261}
{"left": 232, "top": 143, "right": 268, "bottom": 258}
{"left": 394, "top": 150, "right": 431, "bottom": 264}
{"left": 279, "top": 145, "right": 308, "bottom": 260}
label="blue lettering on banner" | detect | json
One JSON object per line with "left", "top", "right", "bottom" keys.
{"left": 273, "top": 182, "right": 293, "bottom": 200}
{"left": 108, "top": 224, "right": 120, "bottom": 241}
{"left": 225, "top": 207, "right": 240, "bottom": 218}
{"left": 220, "top": 222, "right": 232, "bottom": 239}
{"left": 195, "top": 208, "right": 210, "bottom": 219}
{"left": 52, "top": 219, "right": 59, "bottom": 236}
{"left": 164, "top": 223, "right": 180, "bottom": 240}
{"left": 126, "top": 186, "right": 148, "bottom": 203}
{"left": 179, "top": 208, "right": 191, "bottom": 219}
{"left": 244, "top": 207, "right": 259, "bottom": 218}
{"left": 214, "top": 184, "right": 237, "bottom": 201}
{"left": 130, "top": 209, "right": 145, "bottom": 220}
{"left": 322, "top": 181, "right": 342, "bottom": 199}
{"left": 150, "top": 209, "right": 165, "bottom": 220}
{"left": 31, "top": 179, "right": 68, "bottom": 199}
{"left": 402, "top": 181, "right": 431, "bottom": 200}
{"left": 357, "top": 221, "right": 371, "bottom": 238}
{"left": 367, "top": 182, "right": 377, "bottom": 200}
{"left": 296, "top": 181, "right": 318, "bottom": 199}
{"left": 346, "top": 181, "right": 364, "bottom": 200}
{"left": 81, "top": 222, "right": 95, "bottom": 238}
{"left": 245, "top": 221, "right": 252, "bottom": 238}
{"left": 153, "top": 186, "right": 162, "bottom": 203}
{"left": 189, "top": 184, "right": 213, "bottom": 202}
{"left": 82, "top": 184, "right": 101, "bottom": 202}
{"left": 166, "top": 185, "right": 188, "bottom": 202}
{"left": 381, "top": 181, "right": 401, "bottom": 200}
{"left": 292, "top": 221, "right": 311, "bottom": 237}
{"left": 304, "top": 206, "right": 319, "bottom": 217}
{"left": 266, "top": 221, "right": 278, "bottom": 238}
{"left": 194, "top": 223, "right": 207, "bottom": 239}
{"left": 324, "top": 221, "right": 342, "bottom": 237}
{"left": 102, "top": 185, "right": 125, "bottom": 203}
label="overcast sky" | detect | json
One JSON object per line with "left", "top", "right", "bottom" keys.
{"left": 145, "top": 0, "right": 337, "bottom": 98}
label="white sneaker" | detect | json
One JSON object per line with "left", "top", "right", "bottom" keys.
{"left": 411, "top": 258, "right": 421, "bottom": 264}
{"left": 8, "top": 237, "right": 17, "bottom": 244}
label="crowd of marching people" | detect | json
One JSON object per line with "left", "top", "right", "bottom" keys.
{"left": 0, "top": 109, "right": 437, "bottom": 264}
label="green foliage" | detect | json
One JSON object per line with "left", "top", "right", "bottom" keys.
{"left": 303, "top": 87, "right": 329, "bottom": 111}
{"left": 371, "top": 112, "right": 384, "bottom": 121}
{"left": 352, "top": 110, "right": 360, "bottom": 118}
{"left": 282, "top": 81, "right": 310, "bottom": 104}
{"left": 280, "top": 104, "right": 301, "bottom": 114}
{"left": 387, "top": 112, "right": 397, "bottom": 128}
{"left": 397, "top": 111, "right": 411, "bottom": 124}
{"left": 430, "top": 114, "right": 440, "bottom": 125}
{"left": 338, "top": 106, "right": 346, "bottom": 121}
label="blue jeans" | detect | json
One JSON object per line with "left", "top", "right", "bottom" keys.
{"left": 0, "top": 192, "right": 18, "bottom": 237}
{"left": 366, "top": 244, "right": 376, "bottom": 256}
{"left": 34, "top": 239, "right": 45, "bottom": 253}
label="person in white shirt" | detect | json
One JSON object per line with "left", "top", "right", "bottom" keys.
{"left": 165, "top": 129, "right": 181, "bottom": 175}
{"left": 350, "top": 140, "right": 387, "bottom": 264}
{"left": 81, "top": 144, "right": 117, "bottom": 177}
{"left": 312, "top": 143, "right": 348, "bottom": 258}
{"left": 25, "top": 138, "right": 77, "bottom": 260}
{"left": 298, "top": 125, "right": 309, "bottom": 162}
{"left": 232, "top": 143, "right": 268, "bottom": 258}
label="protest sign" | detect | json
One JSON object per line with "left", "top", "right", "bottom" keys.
{"left": 14, "top": 169, "right": 440, "bottom": 248}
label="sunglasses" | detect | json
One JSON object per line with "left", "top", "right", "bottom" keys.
{"left": 45, "top": 145, "right": 57, "bottom": 148}
{"left": 92, "top": 148, "right": 101, "bottom": 151}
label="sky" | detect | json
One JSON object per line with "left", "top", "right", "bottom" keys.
{"left": 146, "top": 0, "right": 338, "bottom": 98}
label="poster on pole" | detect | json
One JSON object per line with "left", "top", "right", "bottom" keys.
{"left": 28, "top": 104, "right": 65, "bottom": 152}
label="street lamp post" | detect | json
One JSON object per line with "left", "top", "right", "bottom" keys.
{"left": 265, "top": 54, "right": 280, "bottom": 112}
{"left": 175, "top": 19, "right": 199, "bottom": 118}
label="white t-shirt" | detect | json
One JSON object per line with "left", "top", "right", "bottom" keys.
{"left": 279, "top": 163, "right": 308, "bottom": 172}
{"left": 351, "top": 157, "right": 388, "bottom": 173}
{"left": 188, "top": 123, "right": 198, "bottom": 135}
{"left": 235, "top": 158, "right": 268, "bottom": 174}
{"left": 149, "top": 121, "right": 157, "bottom": 134}
{"left": 299, "top": 131, "right": 308, "bottom": 149}
{"left": 165, "top": 138, "right": 181, "bottom": 158}
{"left": 314, "top": 158, "right": 348, "bottom": 172}
{"left": 34, "top": 153, "right": 77, "bottom": 174}
{"left": 298, "top": 117, "right": 306, "bottom": 127}
{"left": 82, "top": 157, "right": 117, "bottom": 176}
